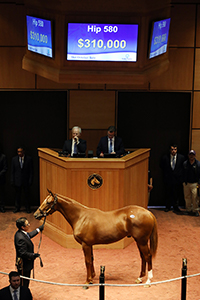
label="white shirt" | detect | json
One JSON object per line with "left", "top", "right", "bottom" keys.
{"left": 108, "top": 137, "right": 115, "bottom": 153}
{"left": 71, "top": 139, "right": 80, "bottom": 156}
{"left": 10, "top": 286, "right": 20, "bottom": 300}
{"left": 171, "top": 154, "right": 177, "bottom": 168}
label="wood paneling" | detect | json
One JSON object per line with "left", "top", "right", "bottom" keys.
{"left": 191, "top": 130, "right": 200, "bottom": 161}
{"left": 69, "top": 91, "right": 116, "bottom": 129}
{"left": 80, "top": 129, "right": 107, "bottom": 155}
{"left": 169, "top": 4, "right": 195, "bottom": 47}
{"left": 192, "top": 92, "right": 200, "bottom": 128}
{"left": 196, "top": 4, "right": 200, "bottom": 47}
{"left": 38, "top": 148, "right": 150, "bottom": 248}
{"left": 0, "top": 4, "right": 25, "bottom": 46}
{"left": 37, "top": 75, "right": 78, "bottom": 90}
{"left": 0, "top": 48, "right": 35, "bottom": 88}
{"left": 194, "top": 49, "right": 200, "bottom": 91}
{"left": 150, "top": 48, "right": 194, "bottom": 90}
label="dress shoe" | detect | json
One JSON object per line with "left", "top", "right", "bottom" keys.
{"left": 164, "top": 208, "right": 170, "bottom": 212}
{"left": 0, "top": 207, "right": 6, "bottom": 213}
{"left": 173, "top": 207, "right": 181, "bottom": 212}
{"left": 26, "top": 209, "right": 31, "bottom": 214}
{"left": 13, "top": 208, "right": 20, "bottom": 213}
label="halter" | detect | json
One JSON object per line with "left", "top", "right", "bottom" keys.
{"left": 39, "top": 194, "right": 58, "bottom": 218}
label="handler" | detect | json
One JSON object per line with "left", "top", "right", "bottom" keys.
{"left": 14, "top": 217, "right": 44, "bottom": 287}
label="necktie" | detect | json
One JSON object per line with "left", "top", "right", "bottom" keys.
{"left": 20, "top": 157, "right": 23, "bottom": 168}
{"left": 13, "top": 290, "right": 18, "bottom": 300}
{"left": 172, "top": 156, "right": 175, "bottom": 170}
{"left": 74, "top": 142, "right": 77, "bottom": 154}
{"left": 109, "top": 139, "right": 112, "bottom": 153}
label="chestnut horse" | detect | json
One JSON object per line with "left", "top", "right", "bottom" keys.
{"left": 34, "top": 191, "right": 158, "bottom": 286}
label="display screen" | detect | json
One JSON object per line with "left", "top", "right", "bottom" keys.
{"left": 67, "top": 23, "right": 138, "bottom": 62}
{"left": 26, "top": 15, "right": 53, "bottom": 58}
{"left": 149, "top": 18, "right": 171, "bottom": 59}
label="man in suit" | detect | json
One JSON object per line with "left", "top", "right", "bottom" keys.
{"left": 0, "top": 271, "right": 32, "bottom": 299}
{"left": 62, "top": 126, "right": 87, "bottom": 156}
{"left": 11, "top": 147, "right": 33, "bottom": 213}
{"left": 0, "top": 149, "right": 7, "bottom": 213}
{"left": 14, "top": 217, "right": 44, "bottom": 287}
{"left": 96, "top": 126, "right": 125, "bottom": 157}
{"left": 183, "top": 150, "right": 200, "bottom": 216}
{"left": 160, "top": 144, "right": 185, "bottom": 213}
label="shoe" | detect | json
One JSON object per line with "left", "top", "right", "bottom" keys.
{"left": 26, "top": 210, "right": 31, "bottom": 214}
{"left": 0, "top": 207, "right": 6, "bottom": 213}
{"left": 164, "top": 208, "right": 170, "bottom": 212}
{"left": 173, "top": 207, "right": 181, "bottom": 212}
{"left": 13, "top": 208, "right": 20, "bottom": 213}
{"left": 195, "top": 211, "right": 199, "bottom": 217}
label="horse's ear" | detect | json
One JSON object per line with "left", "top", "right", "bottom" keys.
{"left": 47, "top": 189, "right": 54, "bottom": 196}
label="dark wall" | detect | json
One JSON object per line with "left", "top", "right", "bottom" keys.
{"left": 117, "top": 92, "right": 191, "bottom": 206}
{"left": 0, "top": 91, "right": 67, "bottom": 207}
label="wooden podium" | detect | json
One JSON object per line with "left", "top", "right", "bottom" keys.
{"left": 38, "top": 148, "right": 150, "bottom": 249}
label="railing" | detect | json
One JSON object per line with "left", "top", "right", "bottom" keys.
{"left": 0, "top": 258, "right": 199, "bottom": 300}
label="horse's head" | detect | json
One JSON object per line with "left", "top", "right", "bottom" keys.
{"left": 34, "top": 190, "right": 58, "bottom": 220}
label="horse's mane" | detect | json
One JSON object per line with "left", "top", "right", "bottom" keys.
{"left": 56, "top": 193, "right": 89, "bottom": 210}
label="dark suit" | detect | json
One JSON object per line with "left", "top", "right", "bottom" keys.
{"left": 0, "top": 153, "right": 7, "bottom": 209}
{"left": 96, "top": 136, "right": 125, "bottom": 157}
{"left": 11, "top": 155, "right": 33, "bottom": 211}
{"left": 0, "top": 286, "right": 33, "bottom": 300}
{"left": 14, "top": 229, "right": 39, "bottom": 287}
{"left": 62, "top": 138, "right": 87, "bottom": 155}
{"left": 160, "top": 153, "right": 185, "bottom": 210}
{"left": 0, "top": 285, "right": 32, "bottom": 300}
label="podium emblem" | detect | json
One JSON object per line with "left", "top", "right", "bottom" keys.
{"left": 88, "top": 173, "right": 103, "bottom": 189}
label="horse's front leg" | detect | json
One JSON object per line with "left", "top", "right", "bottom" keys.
{"left": 82, "top": 242, "right": 95, "bottom": 286}
{"left": 91, "top": 247, "right": 96, "bottom": 279}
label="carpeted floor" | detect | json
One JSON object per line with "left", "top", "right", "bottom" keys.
{"left": 0, "top": 207, "right": 200, "bottom": 300}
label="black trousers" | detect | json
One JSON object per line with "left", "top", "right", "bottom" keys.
{"left": 14, "top": 185, "right": 31, "bottom": 210}
{"left": 18, "top": 268, "right": 31, "bottom": 287}
{"left": 0, "top": 184, "right": 5, "bottom": 208}
{"left": 165, "top": 183, "right": 183, "bottom": 209}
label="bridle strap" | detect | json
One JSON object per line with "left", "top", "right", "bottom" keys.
{"left": 36, "top": 195, "right": 58, "bottom": 267}
{"left": 39, "top": 194, "right": 58, "bottom": 218}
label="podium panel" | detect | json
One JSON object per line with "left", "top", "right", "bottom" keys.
{"left": 38, "top": 148, "right": 150, "bottom": 249}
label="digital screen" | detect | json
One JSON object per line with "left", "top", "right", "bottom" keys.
{"left": 26, "top": 15, "right": 53, "bottom": 58}
{"left": 149, "top": 18, "right": 171, "bottom": 59}
{"left": 67, "top": 23, "right": 138, "bottom": 62}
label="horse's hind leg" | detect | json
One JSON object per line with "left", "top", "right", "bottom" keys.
{"left": 82, "top": 243, "right": 95, "bottom": 286}
{"left": 135, "top": 247, "right": 146, "bottom": 284}
{"left": 136, "top": 243, "right": 153, "bottom": 285}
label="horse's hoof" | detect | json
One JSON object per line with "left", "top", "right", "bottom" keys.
{"left": 82, "top": 285, "right": 89, "bottom": 290}
{"left": 82, "top": 282, "right": 93, "bottom": 289}
{"left": 135, "top": 278, "right": 142, "bottom": 284}
{"left": 144, "top": 284, "right": 151, "bottom": 288}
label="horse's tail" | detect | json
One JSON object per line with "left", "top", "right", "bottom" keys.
{"left": 150, "top": 215, "right": 158, "bottom": 257}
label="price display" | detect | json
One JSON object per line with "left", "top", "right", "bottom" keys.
{"left": 149, "top": 18, "right": 171, "bottom": 59}
{"left": 26, "top": 16, "right": 53, "bottom": 58}
{"left": 67, "top": 23, "right": 138, "bottom": 62}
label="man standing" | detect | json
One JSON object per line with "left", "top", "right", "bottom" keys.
{"left": 0, "top": 271, "right": 32, "bottom": 300}
{"left": 160, "top": 144, "right": 185, "bottom": 212}
{"left": 62, "top": 126, "right": 87, "bottom": 156}
{"left": 183, "top": 150, "right": 200, "bottom": 216}
{"left": 0, "top": 149, "right": 7, "bottom": 213}
{"left": 11, "top": 147, "right": 33, "bottom": 213}
{"left": 96, "top": 126, "right": 125, "bottom": 157}
{"left": 14, "top": 217, "right": 44, "bottom": 287}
